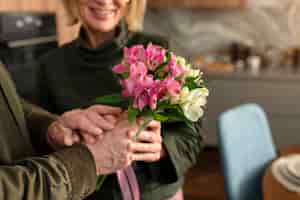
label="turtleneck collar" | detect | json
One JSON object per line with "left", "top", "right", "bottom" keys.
{"left": 74, "top": 22, "right": 131, "bottom": 61}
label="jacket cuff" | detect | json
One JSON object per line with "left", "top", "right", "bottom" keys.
{"left": 53, "top": 144, "right": 97, "bottom": 199}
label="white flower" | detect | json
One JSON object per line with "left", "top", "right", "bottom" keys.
{"left": 178, "top": 87, "right": 209, "bottom": 122}
{"left": 182, "top": 102, "right": 204, "bottom": 122}
{"left": 185, "top": 68, "right": 200, "bottom": 78}
{"left": 177, "top": 56, "right": 203, "bottom": 80}
{"left": 176, "top": 56, "right": 187, "bottom": 67}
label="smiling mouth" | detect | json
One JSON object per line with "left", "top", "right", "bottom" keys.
{"left": 90, "top": 7, "right": 116, "bottom": 19}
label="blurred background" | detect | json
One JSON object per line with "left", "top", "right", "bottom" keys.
{"left": 1, "top": 0, "right": 300, "bottom": 199}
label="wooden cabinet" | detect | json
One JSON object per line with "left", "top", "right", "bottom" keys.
{"left": 148, "top": 0, "right": 246, "bottom": 9}
{"left": 0, "top": 0, "right": 56, "bottom": 11}
{"left": 0, "top": 0, "right": 78, "bottom": 45}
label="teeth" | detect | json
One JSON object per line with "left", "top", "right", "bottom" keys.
{"left": 93, "top": 9, "right": 114, "bottom": 17}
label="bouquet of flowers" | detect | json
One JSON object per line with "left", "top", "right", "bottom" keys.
{"left": 95, "top": 43, "right": 209, "bottom": 189}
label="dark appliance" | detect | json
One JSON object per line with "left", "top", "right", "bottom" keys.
{"left": 0, "top": 12, "right": 58, "bottom": 103}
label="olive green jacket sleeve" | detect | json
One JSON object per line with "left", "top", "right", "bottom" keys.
{"left": 160, "top": 122, "right": 204, "bottom": 181}
{"left": 147, "top": 121, "right": 204, "bottom": 184}
{"left": 21, "top": 100, "right": 58, "bottom": 154}
{"left": 0, "top": 145, "right": 97, "bottom": 200}
{"left": 0, "top": 63, "right": 97, "bottom": 200}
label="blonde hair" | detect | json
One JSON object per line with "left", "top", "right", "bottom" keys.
{"left": 62, "top": 0, "right": 146, "bottom": 32}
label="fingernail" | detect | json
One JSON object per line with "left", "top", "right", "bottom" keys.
{"left": 128, "top": 131, "right": 135, "bottom": 138}
{"left": 96, "top": 128, "right": 103, "bottom": 135}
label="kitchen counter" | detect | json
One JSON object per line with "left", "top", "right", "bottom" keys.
{"left": 206, "top": 68, "right": 300, "bottom": 81}
{"left": 204, "top": 68, "right": 300, "bottom": 149}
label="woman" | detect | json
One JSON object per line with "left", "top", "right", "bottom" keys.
{"left": 37, "top": 0, "right": 204, "bottom": 199}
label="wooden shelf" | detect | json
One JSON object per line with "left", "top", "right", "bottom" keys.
{"left": 147, "top": 0, "right": 246, "bottom": 9}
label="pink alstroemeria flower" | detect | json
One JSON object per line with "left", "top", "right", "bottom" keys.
{"left": 120, "top": 62, "right": 148, "bottom": 97}
{"left": 120, "top": 79, "right": 134, "bottom": 97}
{"left": 132, "top": 75, "right": 155, "bottom": 110}
{"left": 112, "top": 64, "right": 128, "bottom": 74}
{"left": 147, "top": 80, "right": 164, "bottom": 110}
{"left": 167, "top": 53, "right": 185, "bottom": 78}
{"left": 162, "top": 77, "right": 181, "bottom": 97}
{"left": 146, "top": 43, "right": 166, "bottom": 71}
{"left": 124, "top": 45, "right": 147, "bottom": 65}
{"left": 129, "top": 62, "right": 148, "bottom": 80}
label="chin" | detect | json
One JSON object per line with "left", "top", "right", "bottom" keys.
{"left": 88, "top": 20, "right": 118, "bottom": 32}
{"left": 93, "top": 25, "right": 116, "bottom": 33}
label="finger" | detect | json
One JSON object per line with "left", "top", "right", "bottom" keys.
{"left": 49, "top": 123, "right": 74, "bottom": 147}
{"left": 130, "top": 142, "right": 162, "bottom": 153}
{"left": 136, "top": 131, "right": 162, "bottom": 143}
{"left": 136, "top": 117, "right": 145, "bottom": 126}
{"left": 94, "top": 134, "right": 104, "bottom": 141}
{"left": 73, "top": 115, "right": 104, "bottom": 136}
{"left": 127, "top": 127, "right": 141, "bottom": 141}
{"left": 103, "top": 115, "right": 118, "bottom": 125}
{"left": 127, "top": 130, "right": 136, "bottom": 139}
{"left": 132, "top": 153, "right": 161, "bottom": 162}
{"left": 63, "top": 134, "right": 75, "bottom": 146}
{"left": 119, "top": 112, "right": 129, "bottom": 120}
{"left": 85, "top": 111, "right": 114, "bottom": 130}
{"left": 81, "top": 132, "right": 97, "bottom": 144}
{"left": 89, "top": 105, "right": 122, "bottom": 115}
{"left": 72, "top": 133, "right": 81, "bottom": 143}
{"left": 145, "top": 120, "right": 161, "bottom": 131}
{"left": 60, "top": 110, "right": 104, "bottom": 136}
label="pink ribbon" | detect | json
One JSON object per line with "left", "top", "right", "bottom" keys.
{"left": 116, "top": 166, "right": 140, "bottom": 200}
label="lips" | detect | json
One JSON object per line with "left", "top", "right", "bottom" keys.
{"left": 89, "top": 7, "right": 116, "bottom": 19}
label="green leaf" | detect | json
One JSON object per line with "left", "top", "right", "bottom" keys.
{"left": 186, "top": 77, "right": 198, "bottom": 82}
{"left": 157, "top": 100, "right": 173, "bottom": 111}
{"left": 120, "top": 72, "right": 129, "bottom": 79}
{"left": 163, "top": 109, "right": 186, "bottom": 122}
{"left": 153, "top": 113, "right": 169, "bottom": 122}
{"left": 96, "top": 175, "right": 107, "bottom": 191}
{"left": 185, "top": 77, "right": 199, "bottom": 90}
{"left": 128, "top": 106, "right": 139, "bottom": 123}
{"left": 199, "top": 79, "right": 209, "bottom": 88}
{"left": 95, "top": 94, "right": 124, "bottom": 105}
{"left": 140, "top": 109, "right": 154, "bottom": 118}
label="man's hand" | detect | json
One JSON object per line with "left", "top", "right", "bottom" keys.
{"left": 85, "top": 117, "right": 137, "bottom": 175}
{"left": 46, "top": 105, "right": 121, "bottom": 150}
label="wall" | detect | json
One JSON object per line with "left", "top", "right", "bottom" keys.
{"left": 144, "top": 0, "right": 300, "bottom": 59}
{"left": 147, "top": 0, "right": 245, "bottom": 9}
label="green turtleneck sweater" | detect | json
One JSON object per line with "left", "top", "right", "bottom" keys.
{"left": 36, "top": 25, "right": 204, "bottom": 200}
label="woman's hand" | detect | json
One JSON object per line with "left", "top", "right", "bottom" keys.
{"left": 130, "top": 119, "right": 166, "bottom": 162}
{"left": 46, "top": 105, "right": 121, "bottom": 150}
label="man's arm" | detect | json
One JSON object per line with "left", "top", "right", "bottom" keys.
{"left": 0, "top": 144, "right": 97, "bottom": 200}
{"left": 21, "top": 100, "right": 58, "bottom": 154}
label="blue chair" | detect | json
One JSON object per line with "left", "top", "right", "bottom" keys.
{"left": 217, "top": 104, "right": 277, "bottom": 200}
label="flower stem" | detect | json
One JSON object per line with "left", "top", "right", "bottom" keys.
{"left": 133, "top": 117, "right": 153, "bottom": 141}
{"left": 96, "top": 175, "right": 107, "bottom": 191}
